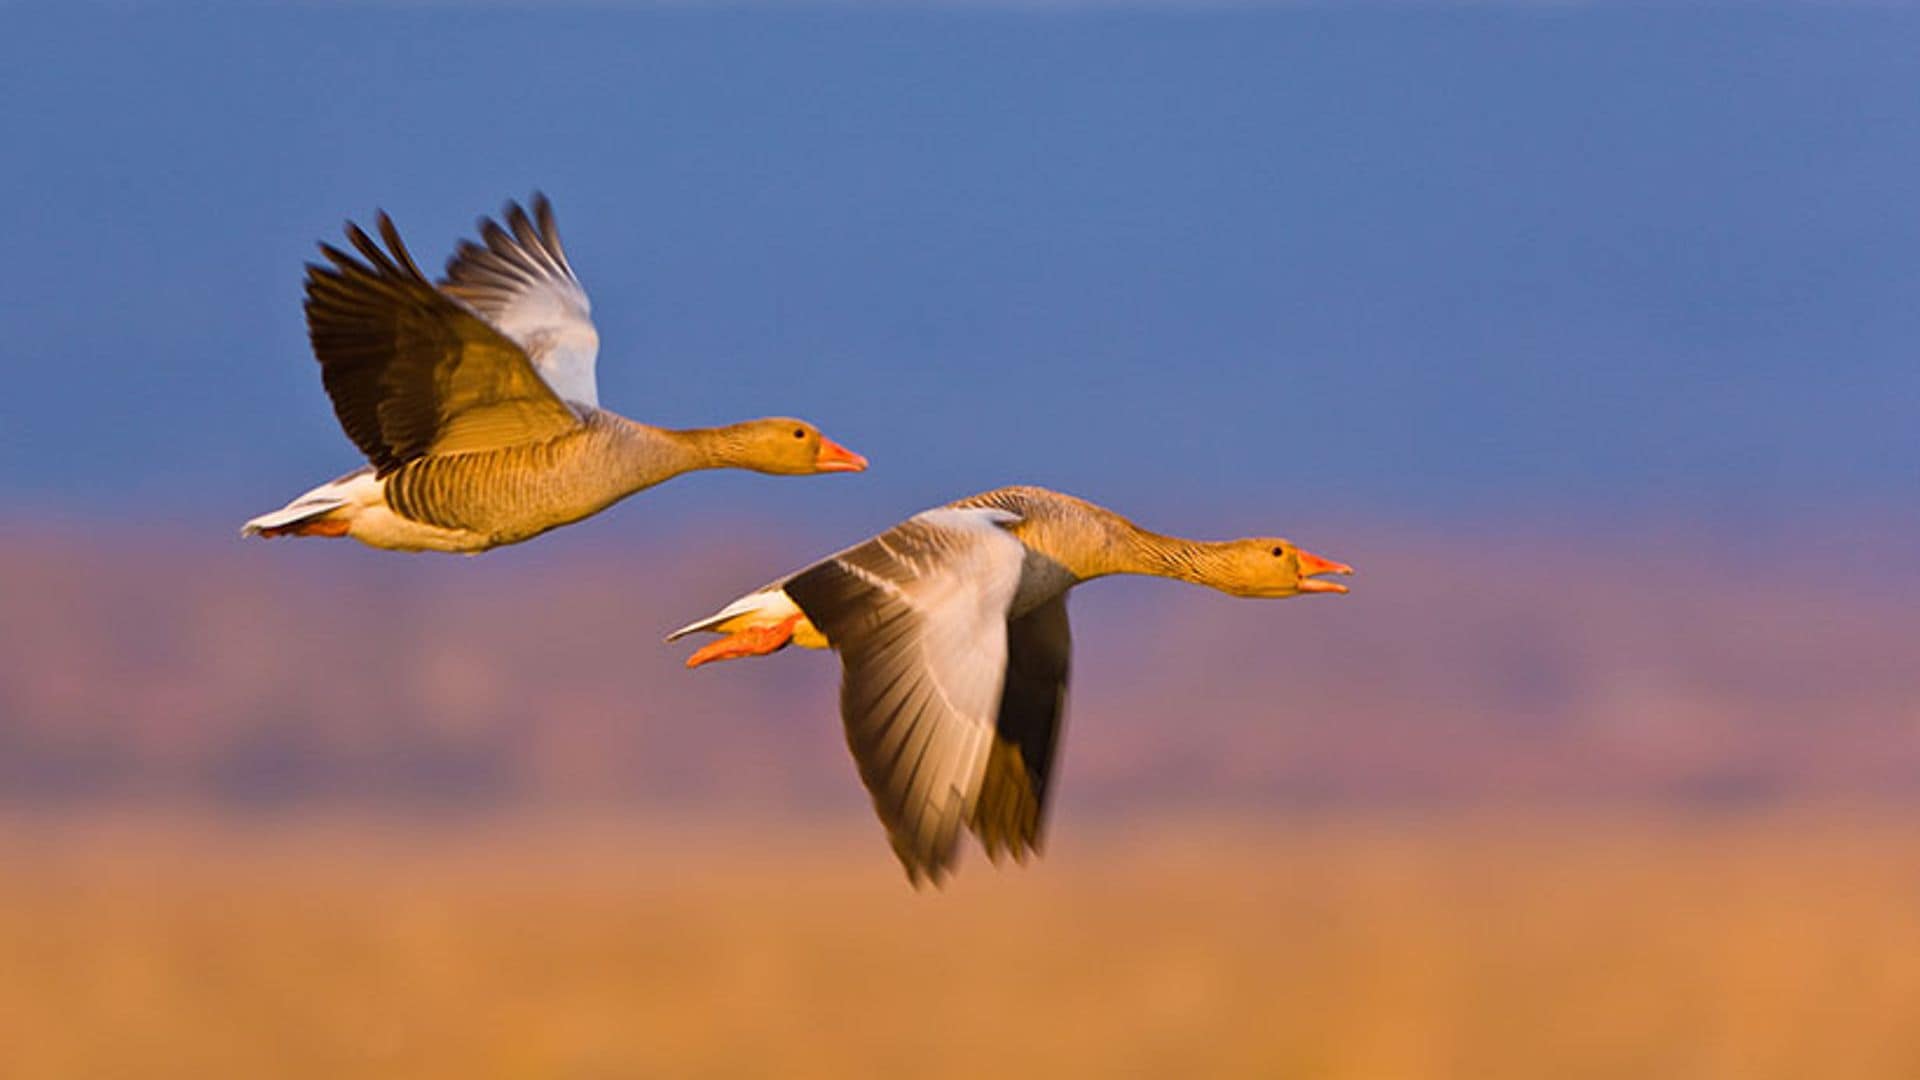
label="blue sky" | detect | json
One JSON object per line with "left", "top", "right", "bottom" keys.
{"left": 2, "top": 4, "right": 1916, "bottom": 536}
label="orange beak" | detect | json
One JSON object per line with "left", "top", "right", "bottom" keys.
{"left": 813, "top": 436, "right": 868, "bottom": 473}
{"left": 1296, "top": 548, "right": 1354, "bottom": 594}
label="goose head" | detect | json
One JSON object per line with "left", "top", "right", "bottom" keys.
{"left": 1202, "top": 538, "right": 1353, "bottom": 598}
{"left": 729, "top": 418, "right": 869, "bottom": 475}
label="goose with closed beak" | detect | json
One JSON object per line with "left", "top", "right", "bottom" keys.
{"left": 668, "top": 485, "right": 1352, "bottom": 885}
{"left": 243, "top": 195, "right": 867, "bottom": 553}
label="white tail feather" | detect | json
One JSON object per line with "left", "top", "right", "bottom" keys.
{"left": 240, "top": 468, "right": 378, "bottom": 537}
{"left": 664, "top": 587, "right": 798, "bottom": 642}
{"left": 240, "top": 499, "right": 347, "bottom": 536}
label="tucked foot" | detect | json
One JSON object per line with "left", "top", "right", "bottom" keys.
{"left": 685, "top": 614, "right": 803, "bottom": 669}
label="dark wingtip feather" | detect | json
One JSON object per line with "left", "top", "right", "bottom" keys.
{"left": 442, "top": 239, "right": 481, "bottom": 281}
{"left": 315, "top": 242, "right": 363, "bottom": 273}
{"left": 480, "top": 218, "right": 520, "bottom": 259}
{"left": 503, "top": 197, "right": 532, "bottom": 234}
{"left": 505, "top": 198, "right": 545, "bottom": 257}
{"left": 903, "top": 860, "right": 950, "bottom": 891}
{"left": 445, "top": 192, "right": 573, "bottom": 290}
{"left": 376, "top": 212, "right": 426, "bottom": 279}
{"left": 531, "top": 191, "right": 561, "bottom": 249}
{"left": 343, "top": 221, "right": 392, "bottom": 274}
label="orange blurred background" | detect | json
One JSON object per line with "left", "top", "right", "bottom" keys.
{"left": 5, "top": 524, "right": 1918, "bottom": 1077}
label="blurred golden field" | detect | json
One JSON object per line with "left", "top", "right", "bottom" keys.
{"left": 4, "top": 811, "right": 1918, "bottom": 1079}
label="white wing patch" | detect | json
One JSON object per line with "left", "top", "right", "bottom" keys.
{"left": 441, "top": 195, "right": 602, "bottom": 408}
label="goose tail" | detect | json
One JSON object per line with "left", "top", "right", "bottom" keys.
{"left": 665, "top": 587, "right": 803, "bottom": 642}
{"left": 241, "top": 499, "right": 349, "bottom": 538}
{"left": 241, "top": 467, "right": 376, "bottom": 539}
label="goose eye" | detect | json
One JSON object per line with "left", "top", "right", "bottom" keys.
{"left": 1271, "top": 546, "right": 1284, "bottom": 557}
{"left": 793, "top": 428, "right": 806, "bottom": 439}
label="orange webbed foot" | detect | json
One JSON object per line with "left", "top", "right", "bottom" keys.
{"left": 685, "top": 614, "right": 803, "bottom": 669}
{"left": 257, "top": 517, "right": 350, "bottom": 539}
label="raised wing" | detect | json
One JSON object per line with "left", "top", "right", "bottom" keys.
{"left": 784, "top": 507, "right": 1028, "bottom": 886}
{"left": 305, "top": 213, "right": 582, "bottom": 476}
{"left": 440, "top": 194, "right": 601, "bottom": 408}
{"left": 970, "top": 593, "right": 1071, "bottom": 864}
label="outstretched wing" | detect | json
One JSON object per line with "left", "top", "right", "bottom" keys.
{"left": 970, "top": 593, "right": 1071, "bottom": 864}
{"left": 305, "top": 213, "right": 582, "bottom": 475}
{"left": 784, "top": 507, "right": 1028, "bottom": 886}
{"left": 440, "top": 194, "right": 601, "bottom": 408}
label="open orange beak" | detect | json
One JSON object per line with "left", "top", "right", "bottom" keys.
{"left": 1296, "top": 548, "right": 1354, "bottom": 594}
{"left": 813, "top": 436, "right": 869, "bottom": 474}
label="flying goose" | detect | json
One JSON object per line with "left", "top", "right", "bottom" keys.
{"left": 242, "top": 195, "right": 867, "bottom": 553}
{"left": 668, "top": 486, "right": 1353, "bottom": 885}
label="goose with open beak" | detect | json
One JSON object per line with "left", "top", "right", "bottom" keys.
{"left": 668, "top": 485, "right": 1352, "bottom": 885}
